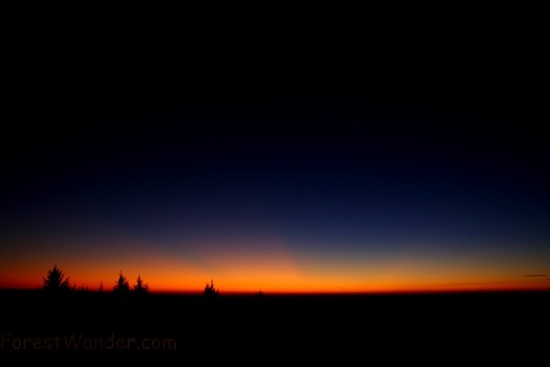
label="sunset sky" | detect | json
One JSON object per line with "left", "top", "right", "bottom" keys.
{"left": 2, "top": 25, "right": 549, "bottom": 294}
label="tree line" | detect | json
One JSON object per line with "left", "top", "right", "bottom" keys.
{"left": 41, "top": 264, "right": 220, "bottom": 297}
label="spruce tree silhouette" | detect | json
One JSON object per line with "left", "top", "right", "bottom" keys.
{"left": 203, "top": 278, "right": 219, "bottom": 297}
{"left": 41, "top": 265, "right": 71, "bottom": 296}
{"left": 132, "top": 274, "right": 150, "bottom": 296}
{"left": 113, "top": 271, "right": 131, "bottom": 297}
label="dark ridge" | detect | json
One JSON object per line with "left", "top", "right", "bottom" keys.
{"left": 1, "top": 288, "right": 548, "bottom": 362}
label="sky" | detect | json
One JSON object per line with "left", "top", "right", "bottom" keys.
{"left": 1, "top": 21, "right": 549, "bottom": 294}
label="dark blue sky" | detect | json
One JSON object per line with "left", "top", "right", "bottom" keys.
{"left": 2, "top": 21, "right": 549, "bottom": 292}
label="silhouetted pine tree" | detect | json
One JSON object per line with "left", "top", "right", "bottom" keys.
{"left": 113, "top": 271, "right": 131, "bottom": 296}
{"left": 41, "top": 265, "right": 71, "bottom": 295}
{"left": 132, "top": 274, "right": 150, "bottom": 296}
{"left": 203, "top": 279, "right": 219, "bottom": 297}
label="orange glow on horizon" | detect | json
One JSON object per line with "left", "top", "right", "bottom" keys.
{"left": 1, "top": 238, "right": 549, "bottom": 294}
{"left": 2, "top": 269, "right": 549, "bottom": 295}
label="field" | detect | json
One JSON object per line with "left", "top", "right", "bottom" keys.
{"left": 1, "top": 289, "right": 548, "bottom": 363}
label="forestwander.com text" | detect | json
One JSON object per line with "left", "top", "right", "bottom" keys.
{"left": 1, "top": 332, "right": 176, "bottom": 351}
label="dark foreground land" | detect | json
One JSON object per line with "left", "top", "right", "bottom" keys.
{"left": 1, "top": 289, "right": 548, "bottom": 363}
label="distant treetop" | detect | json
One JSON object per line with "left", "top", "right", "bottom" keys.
{"left": 113, "top": 271, "right": 131, "bottom": 295}
{"left": 203, "top": 279, "right": 219, "bottom": 297}
{"left": 42, "top": 265, "right": 71, "bottom": 294}
{"left": 132, "top": 274, "right": 150, "bottom": 296}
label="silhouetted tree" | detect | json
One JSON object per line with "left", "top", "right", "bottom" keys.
{"left": 203, "top": 278, "right": 219, "bottom": 297}
{"left": 113, "top": 271, "right": 131, "bottom": 296}
{"left": 98, "top": 281, "right": 104, "bottom": 293}
{"left": 42, "top": 265, "right": 71, "bottom": 295}
{"left": 132, "top": 274, "right": 150, "bottom": 296}
{"left": 77, "top": 283, "right": 88, "bottom": 293}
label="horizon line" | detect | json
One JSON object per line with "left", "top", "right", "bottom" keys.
{"left": 1, "top": 286, "right": 549, "bottom": 296}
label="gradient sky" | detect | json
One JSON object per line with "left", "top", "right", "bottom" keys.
{"left": 2, "top": 26, "right": 549, "bottom": 293}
